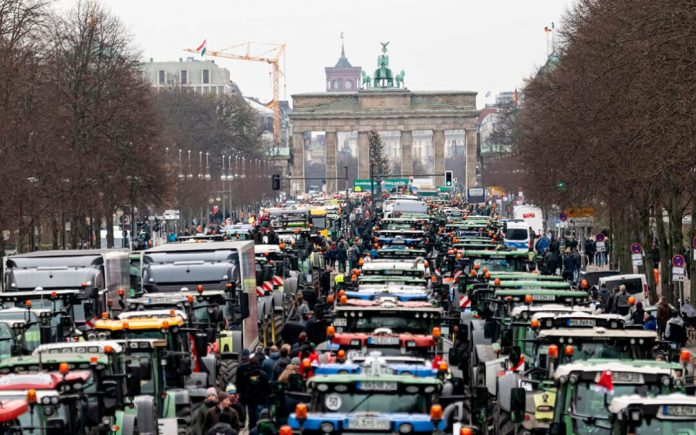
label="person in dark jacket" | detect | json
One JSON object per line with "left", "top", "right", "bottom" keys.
{"left": 203, "top": 392, "right": 241, "bottom": 434}
{"left": 665, "top": 311, "right": 687, "bottom": 348}
{"left": 193, "top": 388, "right": 218, "bottom": 435}
{"left": 261, "top": 346, "right": 279, "bottom": 380}
{"left": 643, "top": 312, "right": 657, "bottom": 331}
{"left": 239, "top": 358, "right": 271, "bottom": 429}
{"left": 273, "top": 344, "right": 292, "bottom": 381}
{"left": 234, "top": 349, "right": 252, "bottom": 404}
{"left": 656, "top": 296, "right": 671, "bottom": 338}
{"left": 205, "top": 412, "right": 238, "bottom": 435}
{"left": 631, "top": 301, "right": 646, "bottom": 325}
{"left": 336, "top": 240, "right": 348, "bottom": 273}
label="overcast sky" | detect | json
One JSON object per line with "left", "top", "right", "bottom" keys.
{"left": 60, "top": 0, "right": 575, "bottom": 108}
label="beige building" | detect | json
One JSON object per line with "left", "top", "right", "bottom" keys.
{"left": 140, "top": 57, "right": 240, "bottom": 96}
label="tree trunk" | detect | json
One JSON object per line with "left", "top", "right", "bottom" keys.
{"left": 656, "top": 208, "right": 673, "bottom": 303}
{"left": 641, "top": 207, "right": 658, "bottom": 303}
{"left": 52, "top": 216, "right": 59, "bottom": 250}
{"left": 106, "top": 209, "right": 114, "bottom": 249}
{"left": 690, "top": 196, "right": 696, "bottom": 303}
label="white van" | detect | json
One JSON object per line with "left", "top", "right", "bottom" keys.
{"left": 513, "top": 204, "right": 544, "bottom": 236}
{"left": 598, "top": 273, "right": 649, "bottom": 305}
{"left": 503, "top": 220, "right": 532, "bottom": 252}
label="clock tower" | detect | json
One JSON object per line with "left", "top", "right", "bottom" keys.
{"left": 325, "top": 35, "right": 361, "bottom": 92}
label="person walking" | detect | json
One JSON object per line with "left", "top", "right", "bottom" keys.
{"left": 193, "top": 388, "right": 218, "bottom": 435}
{"left": 336, "top": 239, "right": 348, "bottom": 273}
{"left": 656, "top": 296, "right": 671, "bottom": 338}
{"left": 631, "top": 301, "right": 646, "bottom": 325}
{"left": 614, "top": 285, "right": 630, "bottom": 316}
{"left": 261, "top": 346, "right": 279, "bottom": 380}
{"left": 241, "top": 358, "right": 271, "bottom": 429}
{"left": 203, "top": 392, "right": 241, "bottom": 434}
{"left": 665, "top": 311, "right": 687, "bottom": 348}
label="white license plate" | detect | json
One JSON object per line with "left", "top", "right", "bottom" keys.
{"left": 369, "top": 337, "right": 400, "bottom": 345}
{"left": 532, "top": 294, "right": 555, "bottom": 301}
{"left": 358, "top": 381, "right": 398, "bottom": 391}
{"left": 348, "top": 418, "right": 390, "bottom": 430}
{"left": 333, "top": 318, "right": 347, "bottom": 327}
{"left": 663, "top": 405, "right": 696, "bottom": 417}
{"left": 567, "top": 319, "right": 595, "bottom": 327}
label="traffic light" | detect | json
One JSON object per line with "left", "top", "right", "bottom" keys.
{"left": 445, "top": 170, "right": 453, "bottom": 187}
{"left": 272, "top": 174, "right": 281, "bottom": 190}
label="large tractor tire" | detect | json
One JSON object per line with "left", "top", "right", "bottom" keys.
{"left": 176, "top": 401, "right": 192, "bottom": 435}
{"left": 120, "top": 414, "right": 138, "bottom": 435}
{"left": 219, "top": 359, "right": 238, "bottom": 388}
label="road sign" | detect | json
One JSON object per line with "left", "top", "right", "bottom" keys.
{"left": 692, "top": 237, "right": 696, "bottom": 249}
{"left": 672, "top": 267, "right": 685, "bottom": 282}
{"left": 596, "top": 233, "right": 605, "bottom": 242}
{"left": 672, "top": 254, "right": 685, "bottom": 268}
{"left": 163, "top": 209, "right": 180, "bottom": 220}
{"left": 559, "top": 212, "right": 567, "bottom": 222}
{"left": 596, "top": 241, "right": 606, "bottom": 252}
{"left": 631, "top": 253, "right": 643, "bottom": 266}
{"left": 564, "top": 207, "right": 595, "bottom": 218}
{"left": 630, "top": 243, "right": 642, "bottom": 254}
{"left": 570, "top": 217, "right": 595, "bottom": 226}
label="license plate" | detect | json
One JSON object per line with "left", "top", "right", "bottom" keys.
{"left": 348, "top": 418, "right": 390, "bottom": 430}
{"left": 333, "top": 318, "right": 347, "bottom": 327}
{"left": 392, "top": 239, "right": 405, "bottom": 244}
{"left": 384, "top": 270, "right": 403, "bottom": 275}
{"left": 608, "top": 372, "right": 643, "bottom": 383}
{"left": 369, "top": 337, "right": 399, "bottom": 345}
{"left": 663, "top": 405, "right": 696, "bottom": 417}
{"left": 532, "top": 294, "right": 555, "bottom": 301}
{"left": 567, "top": 319, "right": 595, "bottom": 327}
{"left": 358, "top": 381, "right": 398, "bottom": 391}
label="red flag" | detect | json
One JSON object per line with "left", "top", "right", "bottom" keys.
{"left": 594, "top": 370, "right": 614, "bottom": 394}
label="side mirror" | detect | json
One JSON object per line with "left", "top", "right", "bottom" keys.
{"left": 483, "top": 321, "right": 494, "bottom": 339}
{"left": 239, "top": 290, "right": 250, "bottom": 320}
{"left": 501, "top": 329, "right": 513, "bottom": 350}
{"left": 126, "top": 372, "right": 141, "bottom": 397}
{"left": 100, "top": 379, "right": 120, "bottom": 415}
{"left": 194, "top": 333, "right": 209, "bottom": 358}
{"left": 510, "top": 387, "right": 526, "bottom": 422}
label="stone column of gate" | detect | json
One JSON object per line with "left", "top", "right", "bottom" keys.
{"left": 433, "top": 129, "right": 445, "bottom": 186}
{"left": 357, "top": 131, "right": 370, "bottom": 179}
{"left": 465, "top": 128, "right": 477, "bottom": 190}
{"left": 291, "top": 131, "right": 306, "bottom": 195}
{"left": 400, "top": 130, "right": 413, "bottom": 177}
{"left": 325, "top": 131, "right": 338, "bottom": 193}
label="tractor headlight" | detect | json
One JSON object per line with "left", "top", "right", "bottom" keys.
{"left": 320, "top": 422, "right": 334, "bottom": 433}
{"left": 399, "top": 423, "right": 413, "bottom": 433}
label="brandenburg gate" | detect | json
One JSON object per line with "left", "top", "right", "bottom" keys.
{"left": 289, "top": 43, "right": 479, "bottom": 193}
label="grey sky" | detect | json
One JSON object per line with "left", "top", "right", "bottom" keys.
{"left": 62, "top": 0, "right": 575, "bottom": 107}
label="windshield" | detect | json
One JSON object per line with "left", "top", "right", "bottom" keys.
{"left": 311, "top": 216, "right": 327, "bottom": 230}
{"left": 474, "top": 258, "right": 521, "bottom": 272}
{"left": 348, "top": 315, "right": 434, "bottom": 334}
{"left": 571, "top": 383, "right": 662, "bottom": 432}
{"left": 505, "top": 229, "right": 529, "bottom": 241}
{"left": 628, "top": 418, "right": 696, "bottom": 434}
{"left": 318, "top": 392, "right": 428, "bottom": 414}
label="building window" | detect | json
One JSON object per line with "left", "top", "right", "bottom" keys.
{"left": 345, "top": 79, "right": 353, "bottom": 90}
{"left": 218, "top": 86, "right": 224, "bottom": 95}
{"left": 180, "top": 70, "right": 188, "bottom": 85}
{"left": 158, "top": 70, "right": 165, "bottom": 85}
{"left": 202, "top": 69, "right": 210, "bottom": 84}
{"left": 333, "top": 79, "right": 340, "bottom": 90}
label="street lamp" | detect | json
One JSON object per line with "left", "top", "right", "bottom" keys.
{"left": 204, "top": 152, "right": 211, "bottom": 180}
{"left": 187, "top": 150, "right": 193, "bottom": 179}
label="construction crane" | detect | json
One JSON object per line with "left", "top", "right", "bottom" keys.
{"left": 184, "top": 42, "right": 286, "bottom": 148}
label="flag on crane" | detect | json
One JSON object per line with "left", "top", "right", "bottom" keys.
{"left": 196, "top": 39, "right": 207, "bottom": 57}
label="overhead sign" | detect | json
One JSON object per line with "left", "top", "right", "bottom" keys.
{"left": 163, "top": 209, "right": 180, "bottom": 220}
{"left": 564, "top": 207, "right": 596, "bottom": 218}
{"left": 468, "top": 187, "right": 485, "bottom": 203}
{"left": 381, "top": 178, "right": 410, "bottom": 190}
{"left": 630, "top": 243, "right": 642, "bottom": 255}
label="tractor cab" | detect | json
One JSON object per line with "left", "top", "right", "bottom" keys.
{"left": 549, "top": 360, "right": 687, "bottom": 435}
{"left": 607, "top": 393, "right": 696, "bottom": 435}
{"left": 326, "top": 298, "right": 442, "bottom": 359}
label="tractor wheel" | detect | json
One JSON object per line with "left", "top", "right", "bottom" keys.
{"left": 219, "top": 359, "right": 238, "bottom": 387}
{"left": 120, "top": 414, "right": 138, "bottom": 435}
{"left": 176, "top": 400, "right": 192, "bottom": 435}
